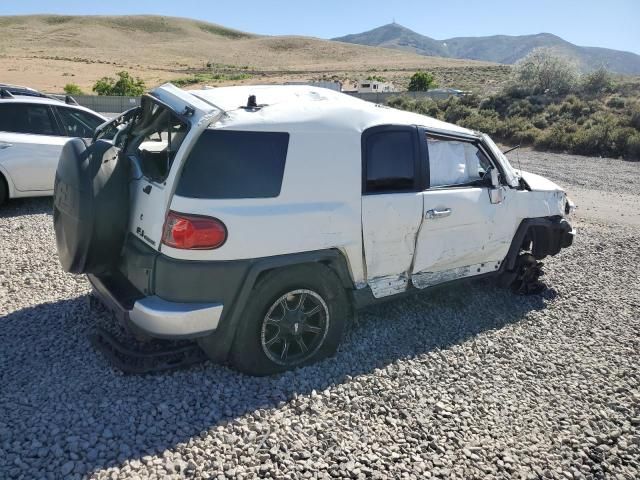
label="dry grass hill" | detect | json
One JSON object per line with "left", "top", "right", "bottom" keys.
{"left": 0, "top": 15, "right": 508, "bottom": 93}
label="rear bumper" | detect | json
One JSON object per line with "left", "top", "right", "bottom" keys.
{"left": 87, "top": 274, "right": 223, "bottom": 339}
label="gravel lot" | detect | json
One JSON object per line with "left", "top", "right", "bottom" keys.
{"left": 1, "top": 151, "right": 639, "bottom": 479}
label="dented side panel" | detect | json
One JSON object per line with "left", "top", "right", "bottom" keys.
{"left": 412, "top": 261, "right": 501, "bottom": 289}
{"left": 412, "top": 187, "right": 517, "bottom": 279}
{"left": 362, "top": 193, "right": 423, "bottom": 298}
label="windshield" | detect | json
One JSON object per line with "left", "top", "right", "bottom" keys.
{"left": 482, "top": 134, "right": 520, "bottom": 188}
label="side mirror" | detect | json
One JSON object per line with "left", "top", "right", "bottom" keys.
{"left": 490, "top": 168, "right": 499, "bottom": 188}
{"left": 487, "top": 167, "right": 503, "bottom": 204}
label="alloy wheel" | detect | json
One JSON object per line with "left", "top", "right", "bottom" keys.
{"left": 260, "top": 289, "right": 330, "bottom": 366}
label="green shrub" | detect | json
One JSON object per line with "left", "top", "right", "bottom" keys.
{"left": 459, "top": 111, "right": 501, "bottom": 135}
{"left": 172, "top": 72, "right": 253, "bottom": 87}
{"left": 387, "top": 96, "right": 441, "bottom": 118}
{"left": 93, "top": 71, "right": 145, "bottom": 96}
{"left": 458, "top": 93, "right": 481, "bottom": 108}
{"left": 572, "top": 126, "right": 608, "bottom": 156}
{"left": 514, "top": 128, "right": 542, "bottom": 144}
{"left": 506, "top": 99, "right": 535, "bottom": 118}
{"left": 625, "top": 132, "right": 640, "bottom": 160}
{"left": 606, "top": 96, "right": 626, "bottom": 108}
{"left": 442, "top": 98, "right": 473, "bottom": 123}
{"left": 497, "top": 117, "right": 535, "bottom": 138}
{"left": 413, "top": 98, "right": 441, "bottom": 117}
{"left": 63, "top": 83, "right": 83, "bottom": 95}
{"left": 629, "top": 103, "right": 640, "bottom": 130}
{"left": 479, "top": 93, "right": 511, "bottom": 115}
{"left": 408, "top": 71, "right": 437, "bottom": 92}
{"left": 534, "top": 121, "right": 576, "bottom": 151}
{"left": 559, "top": 95, "right": 593, "bottom": 120}
{"left": 582, "top": 67, "right": 614, "bottom": 95}
{"left": 532, "top": 115, "right": 549, "bottom": 129}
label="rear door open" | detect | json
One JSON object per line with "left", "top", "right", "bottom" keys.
{"left": 119, "top": 85, "right": 222, "bottom": 251}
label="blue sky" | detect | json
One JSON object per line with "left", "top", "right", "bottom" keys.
{"left": 2, "top": 0, "right": 639, "bottom": 54}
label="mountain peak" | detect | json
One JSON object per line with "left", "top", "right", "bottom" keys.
{"left": 332, "top": 24, "right": 640, "bottom": 74}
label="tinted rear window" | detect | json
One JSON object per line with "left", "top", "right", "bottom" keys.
{"left": 364, "top": 130, "right": 416, "bottom": 193}
{"left": 176, "top": 130, "right": 289, "bottom": 199}
{"left": 0, "top": 103, "right": 58, "bottom": 135}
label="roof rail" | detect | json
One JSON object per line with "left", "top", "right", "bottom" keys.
{"left": 65, "top": 95, "right": 79, "bottom": 106}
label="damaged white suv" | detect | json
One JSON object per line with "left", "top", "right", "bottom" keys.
{"left": 53, "top": 84, "right": 574, "bottom": 375}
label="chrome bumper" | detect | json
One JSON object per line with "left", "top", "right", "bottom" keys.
{"left": 87, "top": 274, "right": 223, "bottom": 339}
{"left": 131, "top": 296, "right": 223, "bottom": 338}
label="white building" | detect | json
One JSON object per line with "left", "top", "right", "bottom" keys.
{"left": 357, "top": 80, "right": 395, "bottom": 93}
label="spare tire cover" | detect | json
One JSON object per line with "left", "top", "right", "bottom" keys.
{"left": 53, "top": 138, "right": 129, "bottom": 274}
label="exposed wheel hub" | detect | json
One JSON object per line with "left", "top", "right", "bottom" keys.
{"left": 511, "top": 253, "right": 546, "bottom": 295}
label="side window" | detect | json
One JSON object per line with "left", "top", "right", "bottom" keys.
{"left": 176, "top": 130, "right": 289, "bottom": 199}
{"left": 364, "top": 130, "right": 417, "bottom": 194}
{"left": 56, "top": 108, "right": 104, "bottom": 138}
{"left": 0, "top": 103, "right": 57, "bottom": 136}
{"left": 427, "top": 136, "right": 493, "bottom": 187}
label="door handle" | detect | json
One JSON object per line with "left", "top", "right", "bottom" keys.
{"left": 0, "top": 142, "right": 13, "bottom": 149}
{"left": 426, "top": 208, "right": 452, "bottom": 219}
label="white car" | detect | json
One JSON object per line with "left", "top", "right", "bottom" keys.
{"left": 0, "top": 84, "right": 107, "bottom": 205}
{"left": 53, "top": 84, "right": 574, "bottom": 375}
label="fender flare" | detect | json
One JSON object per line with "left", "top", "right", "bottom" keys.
{"left": 504, "top": 216, "right": 573, "bottom": 272}
{"left": 198, "top": 248, "right": 356, "bottom": 362}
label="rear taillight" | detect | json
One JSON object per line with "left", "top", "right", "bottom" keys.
{"left": 162, "top": 211, "right": 227, "bottom": 250}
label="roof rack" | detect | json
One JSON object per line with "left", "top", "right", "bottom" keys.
{"left": 0, "top": 84, "right": 82, "bottom": 106}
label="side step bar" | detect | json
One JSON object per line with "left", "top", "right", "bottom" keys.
{"left": 89, "top": 327, "right": 207, "bottom": 374}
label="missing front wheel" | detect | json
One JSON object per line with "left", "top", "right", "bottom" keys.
{"left": 510, "top": 253, "right": 546, "bottom": 295}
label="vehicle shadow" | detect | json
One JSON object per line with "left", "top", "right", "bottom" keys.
{"left": 0, "top": 197, "right": 52, "bottom": 218}
{"left": 0, "top": 280, "right": 553, "bottom": 478}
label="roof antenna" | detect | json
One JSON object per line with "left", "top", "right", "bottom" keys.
{"left": 247, "top": 95, "right": 257, "bottom": 109}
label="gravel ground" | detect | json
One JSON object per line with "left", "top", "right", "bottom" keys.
{"left": 1, "top": 151, "right": 639, "bottom": 479}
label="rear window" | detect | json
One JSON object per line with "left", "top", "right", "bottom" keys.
{"left": 176, "top": 130, "right": 289, "bottom": 199}
{"left": 364, "top": 130, "right": 417, "bottom": 193}
{"left": 0, "top": 103, "right": 58, "bottom": 136}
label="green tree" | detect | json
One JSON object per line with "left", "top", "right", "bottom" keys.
{"left": 408, "top": 71, "right": 437, "bottom": 92}
{"left": 63, "top": 83, "right": 83, "bottom": 95}
{"left": 512, "top": 48, "right": 578, "bottom": 95}
{"left": 92, "top": 71, "right": 146, "bottom": 96}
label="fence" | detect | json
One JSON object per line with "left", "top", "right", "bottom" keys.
{"left": 71, "top": 95, "right": 141, "bottom": 114}
{"left": 71, "top": 90, "right": 459, "bottom": 114}
{"left": 344, "top": 90, "right": 460, "bottom": 103}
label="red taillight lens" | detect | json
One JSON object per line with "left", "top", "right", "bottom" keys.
{"left": 162, "top": 211, "right": 227, "bottom": 250}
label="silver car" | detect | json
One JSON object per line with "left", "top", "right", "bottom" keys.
{"left": 0, "top": 84, "right": 107, "bottom": 205}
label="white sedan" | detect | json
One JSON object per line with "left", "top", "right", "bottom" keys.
{"left": 0, "top": 87, "right": 107, "bottom": 205}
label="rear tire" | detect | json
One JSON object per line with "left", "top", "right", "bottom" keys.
{"left": 226, "top": 264, "right": 350, "bottom": 376}
{"left": 0, "top": 175, "right": 7, "bottom": 206}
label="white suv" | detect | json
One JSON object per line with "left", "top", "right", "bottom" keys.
{"left": 0, "top": 84, "right": 107, "bottom": 205}
{"left": 53, "top": 84, "right": 574, "bottom": 375}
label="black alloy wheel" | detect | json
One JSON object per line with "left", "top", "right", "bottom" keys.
{"left": 260, "top": 289, "right": 330, "bottom": 366}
